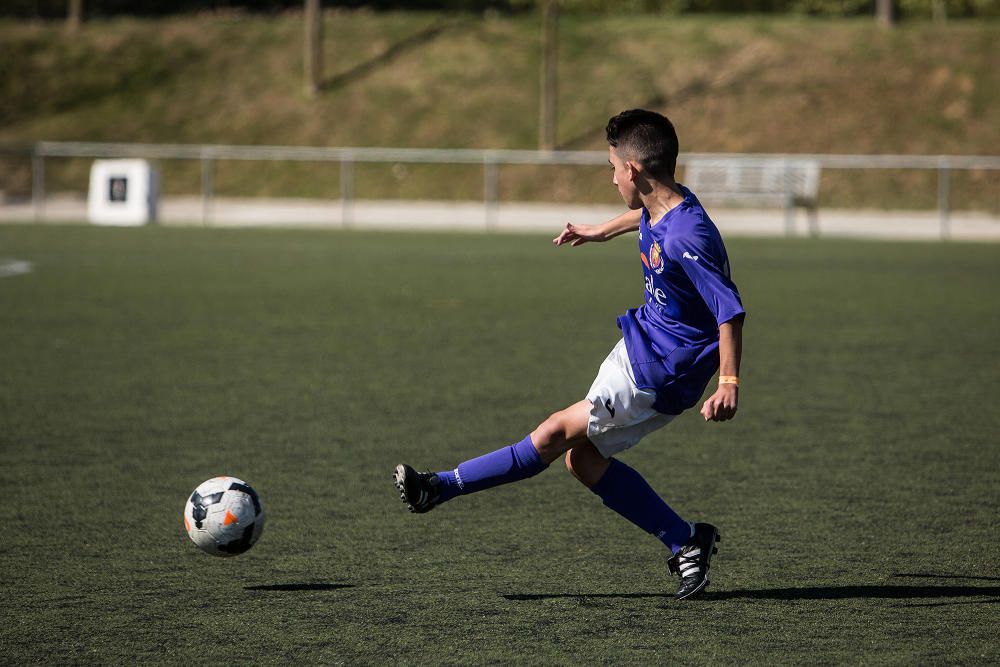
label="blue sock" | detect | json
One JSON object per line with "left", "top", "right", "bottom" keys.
{"left": 436, "top": 435, "right": 547, "bottom": 503}
{"left": 590, "top": 459, "right": 692, "bottom": 553}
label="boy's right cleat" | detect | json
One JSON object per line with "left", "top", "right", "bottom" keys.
{"left": 393, "top": 464, "right": 441, "bottom": 514}
{"left": 667, "top": 522, "right": 720, "bottom": 601}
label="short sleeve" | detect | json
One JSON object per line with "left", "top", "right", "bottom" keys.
{"left": 669, "top": 227, "right": 745, "bottom": 326}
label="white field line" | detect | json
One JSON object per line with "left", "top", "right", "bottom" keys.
{"left": 0, "top": 259, "right": 33, "bottom": 278}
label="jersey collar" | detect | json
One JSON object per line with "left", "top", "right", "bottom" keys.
{"left": 645, "top": 186, "right": 693, "bottom": 229}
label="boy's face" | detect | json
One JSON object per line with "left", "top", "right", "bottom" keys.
{"left": 609, "top": 146, "right": 642, "bottom": 210}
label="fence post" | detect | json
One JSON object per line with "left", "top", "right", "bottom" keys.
{"left": 31, "top": 149, "right": 45, "bottom": 223}
{"left": 340, "top": 154, "right": 354, "bottom": 228}
{"left": 783, "top": 161, "right": 795, "bottom": 236}
{"left": 201, "top": 153, "right": 214, "bottom": 226}
{"left": 937, "top": 160, "right": 951, "bottom": 241}
{"left": 484, "top": 155, "right": 499, "bottom": 230}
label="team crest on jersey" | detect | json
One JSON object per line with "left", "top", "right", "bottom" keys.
{"left": 649, "top": 241, "right": 665, "bottom": 274}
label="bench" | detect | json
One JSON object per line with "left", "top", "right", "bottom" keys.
{"left": 682, "top": 157, "right": 822, "bottom": 235}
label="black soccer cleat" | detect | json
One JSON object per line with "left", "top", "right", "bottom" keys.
{"left": 393, "top": 464, "right": 442, "bottom": 514}
{"left": 667, "top": 522, "right": 720, "bottom": 600}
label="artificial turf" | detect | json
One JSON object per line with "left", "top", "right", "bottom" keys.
{"left": 1, "top": 224, "right": 998, "bottom": 664}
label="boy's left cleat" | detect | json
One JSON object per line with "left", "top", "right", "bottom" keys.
{"left": 667, "top": 522, "right": 720, "bottom": 600}
{"left": 393, "top": 464, "right": 441, "bottom": 514}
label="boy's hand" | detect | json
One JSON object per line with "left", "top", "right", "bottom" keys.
{"left": 553, "top": 222, "right": 606, "bottom": 247}
{"left": 700, "top": 384, "right": 738, "bottom": 422}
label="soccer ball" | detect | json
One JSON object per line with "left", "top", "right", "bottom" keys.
{"left": 183, "top": 476, "right": 265, "bottom": 557}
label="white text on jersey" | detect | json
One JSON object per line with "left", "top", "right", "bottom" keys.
{"left": 645, "top": 274, "right": 668, "bottom": 306}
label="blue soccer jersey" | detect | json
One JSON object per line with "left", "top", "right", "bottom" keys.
{"left": 617, "top": 186, "right": 745, "bottom": 415}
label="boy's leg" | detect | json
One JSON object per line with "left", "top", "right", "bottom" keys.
{"left": 394, "top": 400, "right": 593, "bottom": 513}
{"left": 565, "top": 441, "right": 692, "bottom": 554}
{"left": 395, "top": 339, "right": 634, "bottom": 511}
{"left": 568, "top": 338, "right": 694, "bottom": 552}
{"left": 395, "top": 396, "right": 691, "bottom": 553}
{"left": 430, "top": 397, "right": 596, "bottom": 501}
{"left": 565, "top": 439, "right": 719, "bottom": 600}
{"left": 392, "top": 394, "right": 716, "bottom": 598}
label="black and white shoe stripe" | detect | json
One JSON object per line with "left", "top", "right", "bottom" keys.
{"left": 668, "top": 522, "right": 720, "bottom": 601}
{"left": 393, "top": 464, "right": 441, "bottom": 514}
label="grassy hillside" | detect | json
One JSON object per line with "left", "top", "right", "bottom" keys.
{"left": 1, "top": 11, "right": 998, "bottom": 209}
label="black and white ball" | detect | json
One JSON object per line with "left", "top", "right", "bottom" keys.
{"left": 183, "top": 476, "right": 265, "bottom": 557}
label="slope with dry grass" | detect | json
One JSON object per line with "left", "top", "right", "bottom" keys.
{"left": 1, "top": 11, "right": 997, "bottom": 209}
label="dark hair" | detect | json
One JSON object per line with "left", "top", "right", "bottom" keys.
{"left": 606, "top": 109, "right": 679, "bottom": 180}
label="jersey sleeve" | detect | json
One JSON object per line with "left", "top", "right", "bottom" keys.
{"left": 669, "top": 226, "right": 745, "bottom": 326}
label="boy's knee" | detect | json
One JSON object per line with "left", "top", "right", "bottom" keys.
{"left": 534, "top": 407, "right": 579, "bottom": 448}
{"left": 531, "top": 411, "right": 568, "bottom": 463}
{"left": 531, "top": 401, "right": 592, "bottom": 464}
{"left": 533, "top": 412, "right": 563, "bottom": 447}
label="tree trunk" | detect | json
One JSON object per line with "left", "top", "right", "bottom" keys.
{"left": 67, "top": 0, "right": 82, "bottom": 32}
{"left": 932, "top": 0, "right": 947, "bottom": 22}
{"left": 877, "top": 0, "right": 895, "bottom": 27}
{"left": 304, "top": 0, "right": 323, "bottom": 97}
{"left": 539, "top": 0, "right": 558, "bottom": 151}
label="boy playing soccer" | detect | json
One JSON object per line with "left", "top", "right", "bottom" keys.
{"left": 394, "top": 109, "right": 745, "bottom": 601}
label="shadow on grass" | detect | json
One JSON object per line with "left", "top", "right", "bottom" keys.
{"left": 322, "top": 20, "right": 460, "bottom": 92}
{"left": 558, "top": 54, "right": 791, "bottom": 151}
{"left": 703, "top": 585, "right": 1000, "bottom": 602}
{"left": 892, "top": 572, "right": 1000, "bottom": 582}
{"left": 244, "top": 583, "right": 354, "bottom": 592}
{"left": 504, "top": 585, "right": 1000, "bottom": 603}
{"left": 504, "top": 592, "right": 671, "bottom": 601}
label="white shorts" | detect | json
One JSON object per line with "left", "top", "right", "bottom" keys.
{"left": 585, "top": 338, "right": 676, "bottom": 458}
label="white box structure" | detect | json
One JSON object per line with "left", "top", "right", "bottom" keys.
{"left": 87, "top": 159, "right": 159, "bottom": 225}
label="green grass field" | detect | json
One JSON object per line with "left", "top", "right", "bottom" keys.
{"left": 1, "top": 224, "right": 998, "bottom": 664}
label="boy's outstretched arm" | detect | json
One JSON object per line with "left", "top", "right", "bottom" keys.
{"left": 700, "top": 316, "right": 743, "bottom": 422}
{"left": 553, "top": 208, "right": 642, "bottom": 247}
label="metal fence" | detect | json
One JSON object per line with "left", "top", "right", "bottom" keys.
{"left": 7, "top": 141, "right": 1000, "bottom": 237}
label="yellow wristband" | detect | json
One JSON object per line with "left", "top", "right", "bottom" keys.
{"left": 719, "top": 375, "right": 739, "bottom": 386}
